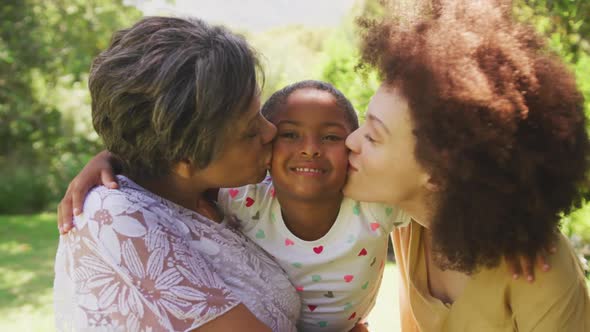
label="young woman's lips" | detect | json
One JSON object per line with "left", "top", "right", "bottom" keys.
{"left": 348, "top": 162, "right": 358, "bottom": 172}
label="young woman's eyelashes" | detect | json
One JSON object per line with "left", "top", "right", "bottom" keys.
{"left": 364, "top": 130, "right": 377, "bottom": 144}
{"left": 363, "top": 124, "right": 383, "bottom": 144}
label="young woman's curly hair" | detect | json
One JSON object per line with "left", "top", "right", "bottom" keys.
{"left": 358, "top": 0, "right": 589, "bottom": 273}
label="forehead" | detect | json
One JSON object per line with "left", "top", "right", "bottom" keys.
{"left": 275, "top": 88, "right": 351, "bottom": 129}
{"left": 368, "top": 85, "right": 411, "bottom": 127}
{"left": 286, "top": 88, "right": 336, "bottom": 106}
{"left": 238, "top": 93, "right": 262, "bottom": 126}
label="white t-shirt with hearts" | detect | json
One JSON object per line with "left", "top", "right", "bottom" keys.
{"left": 218, "top": 177, "right": 410, "bottom": 332}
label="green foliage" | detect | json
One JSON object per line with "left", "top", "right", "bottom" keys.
{"left": 561, "top": 204, "right": 590, "bottom": 275}
{"left": 250, "top": 0, "right": 383, "bottom": 115}
{"left": 319, "top": 0, "right": 382, "bottom": 117}
{"left": 321, "top": 46, "right": 380, "bottom": 118}
{"left": 247, "top": 26, "right": 332, "bottom": 100}
{"left": 574, "top": 51, "right": 590, "bottom": 118}
{"left": 514, "top": 0, "right": 590, "bottom": 118}
{"left": 0, "top": 0, "right": 141, "bottom": 213}
{"left": 515, "top": 0, "right": 590, "bottom": 60}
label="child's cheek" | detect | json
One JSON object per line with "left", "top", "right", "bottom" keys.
{"left": 269, "top": 142, "right": 287, "bottom": 171}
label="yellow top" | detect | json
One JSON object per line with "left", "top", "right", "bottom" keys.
{"left": 392, "top": 221, "right": 590, "bottom": 332}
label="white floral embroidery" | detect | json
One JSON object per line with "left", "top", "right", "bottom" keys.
{"left": 54, "top": 176, "right": 300, "bottom": 332}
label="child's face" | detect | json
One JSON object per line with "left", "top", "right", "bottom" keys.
{"left": 269, "top": 88, "right": 353, "bottom": 201}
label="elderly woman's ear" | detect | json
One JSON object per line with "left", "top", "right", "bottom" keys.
{"left": 172, "top": 159, "right": 197, "bottom": 178}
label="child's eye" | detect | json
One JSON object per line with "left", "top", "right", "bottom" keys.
{"left": 364, "top": 134, "right": 376, "bottom": 143}
{"left": 322, "top": 135, "right": 342, "bottom": 141}
{"left": 279, "top": 132, "right": 298, "bottom": 139}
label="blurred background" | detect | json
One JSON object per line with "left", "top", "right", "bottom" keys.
{"left": 1, "top": 0, "right": 589, "bottom": 330}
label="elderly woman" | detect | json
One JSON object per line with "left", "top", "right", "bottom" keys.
{"left": 53, "top": 17, "right": 300, "bottom": 331}
{"left": 344, "top": 0, "right": 590, "bottom": 330}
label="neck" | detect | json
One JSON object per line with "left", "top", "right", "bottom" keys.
{"left": 276, "top": 191, "right": 343, "bottom": 241}
{"left": 132, "top": 173, "right": 206, "bottom": 213}
{"left": 396, "top": 191, "right": 436, "bottom": 230}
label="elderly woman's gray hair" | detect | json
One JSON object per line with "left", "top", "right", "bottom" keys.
{"left": 90, "top": 16, "right": 263, "bottom": 179}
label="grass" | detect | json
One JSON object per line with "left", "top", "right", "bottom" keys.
{"left": 0, "top": 213, "right": 588, "bottom": 332}
{"left": 0, "top": 213, "right": 57, "bottom": 331}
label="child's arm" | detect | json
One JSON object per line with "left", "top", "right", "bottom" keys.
{"left": 57, "top": 151, "right": 220, "bottom": 235}
{"left": 348, "top": 323, "right": 370, "bottom": 332}
{"left": 58, "top": 150, "right": 120, "bottom": 234}
{"left": 504, "top": 236, "right": 557, "bottom": 282}
{"left": 509, "top": 233, "right": 589, "bottom": 331}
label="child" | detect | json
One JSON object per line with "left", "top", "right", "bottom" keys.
{"left": 217, "top": 80, "right": 409, "bottom": 331}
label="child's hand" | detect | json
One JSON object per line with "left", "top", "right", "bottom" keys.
{"left": 57, "top": 150, "right": 119, "bottom": 234}
{"left": 349, "top": 323, "right": 370, "bottom": 332}
{"left": 505, "top": 237, "right": 557, "bottom": 282}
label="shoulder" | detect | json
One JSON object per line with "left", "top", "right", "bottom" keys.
{"left": 220, "top": 178, "right": 273, "bottom": 201}
{"left": 524, "top": 233, "right": 587, "bottom": 291}
{"left": 78, "top": 185, "right": 142, "bottom": 228}
{"left": 82, "top": 186, "right": 168, "bottom": 224}
{"left": 478, "top": 234, "right": 587, "bottom": 301}
{"left": 504, "top": 233, "right": 590, "bottom": 329}
{"left": 218, "top": 177, "right": 275, "bottom": 218}
{"left": 358, "top": 200, "right": 411, "bottom": 230}
{"left": 502, "top": 233, "right": 587, "bottom": 307}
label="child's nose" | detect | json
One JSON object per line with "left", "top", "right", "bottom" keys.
{"left": 301, "top": 137, "right": 321, "bottom": 158}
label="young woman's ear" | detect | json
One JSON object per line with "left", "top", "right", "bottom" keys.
{"left": 424, "top": 174, "right": 444, "bottom": 192}
{"left": 424, "top": 150, "right": 449, "bottom": 192}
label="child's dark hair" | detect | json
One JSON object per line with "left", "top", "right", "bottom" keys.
{"left": 261, "top": 80, "right": 359, "bottom": 130}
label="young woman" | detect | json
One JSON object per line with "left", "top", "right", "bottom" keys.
{"left": 344, "top": 1, "right": 590, "bottom": 330}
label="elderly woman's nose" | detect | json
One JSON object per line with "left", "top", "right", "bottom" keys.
{"left": 261, "top": 117, "right": 277, "bottom": 144}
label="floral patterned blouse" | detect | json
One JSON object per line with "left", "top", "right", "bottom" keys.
{"left": 54, "top": 176, "right": 300, "bottom": 332}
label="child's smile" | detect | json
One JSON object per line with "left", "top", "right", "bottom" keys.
{"left": 291, "top": 165, "right": 327, "bottom": 176}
